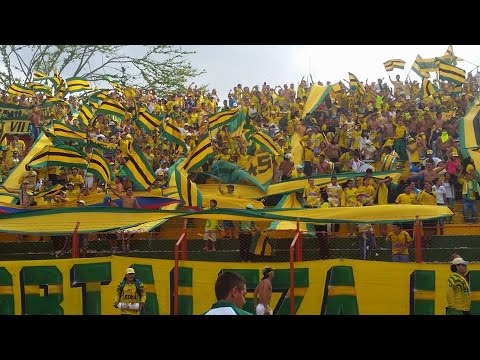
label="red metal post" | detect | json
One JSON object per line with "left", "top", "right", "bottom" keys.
{"left": 290, "top": 232, "right": 299, "bottom": 315}
{"left": 295, "top": 218, "right": 303, "bottom": 262}
{"left": 71, "top": 222, "right": 80, "bottom": 258}
{"left": 414, "top": 216, "right": 422, "bottom": 263}
{"left": 181, "top": 219, "right": 188, "bottom": 260}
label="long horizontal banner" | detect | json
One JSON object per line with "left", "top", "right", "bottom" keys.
{"left": 0, "top": 204, "right": 452, "bottom": 234}
{"left": 0, "top": 256, "right": 477, "bottom": 315}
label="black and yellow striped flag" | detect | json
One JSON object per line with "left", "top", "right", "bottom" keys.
{"left": 163, "top": 118, "right": 187, "bottom": 152}
{"left": 26, "top": 82, "right": 52, "bottom": 94}
{"left": 32, "top": 70, "right": 50, "bottom": 81}
{"left": 28, "top": 144, "right": 88, "bottom": 170}
{"left": 7, "top": 84, "right": 34, "bottom": 97}
{"left": 348, "top": 72, "right": 364, "bottom": 94}
{"left": 96, "top": 97, "right": 125, "bottom": 120}
{"left": 421, "top": 78, "right": 437, "bottom": 98}
{"left": 135, "top": 108, "right": 162, "bottom": 132}
{"left": 88, "top": 149, "right": 114, "bottom": 184}
{"left": 122, "top": 143, "right": 156, "bottom": 190}
{"left": 55, "top": 80, "right": 68, "bottom": 99}
{"left": 30, "top": 184, "right": 65, "bottom": 198}
{"left": 78, "top": 103, "right": 96, "bottom": 126}
{"left": 66, "top": 77, "right": 91, "bottom": 93}
{"left": 89, "top": 137, "right": 118, "bottom": 152}
{"left": 383, "top": 59, "right": 406, "bottom": 71}
{"left": 412, "top": 55, "right": 433, "bottom": 78}
{"left": 250, "top": 131, "right": 280, "bottom": 156}
{"left": 438, "top": 59, "right": 466, "bottom": 85}
{"left": 177, "top": 135, "right": 214, "bottom": 173}
{"left": 174, "top": 167, "right": 203, "bottom": 208}
{"left": 53, "top": 121, "right": 87, "bottom": 144}
{"left": 207, "top": 108, "right": 240, "bottom": 130}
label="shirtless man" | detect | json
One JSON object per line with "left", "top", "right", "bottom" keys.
{"left": 1, "top": 181, "right": 33, "bottom": 207}
{"left": 109, "top": 186, "right": 140, "bottom": 208}
{"left": 253, "top": 266, "right": 274, "bottom": 315}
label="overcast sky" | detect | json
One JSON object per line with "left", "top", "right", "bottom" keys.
{"left": 180, "top": 45, "right": 480, "bottom": 101}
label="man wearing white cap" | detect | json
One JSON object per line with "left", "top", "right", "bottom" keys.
{"left": 446, "top": 257, "right": 471, "bottom": 315}
{"left": 114, "top": 267, "right": 146, "bottom": 315}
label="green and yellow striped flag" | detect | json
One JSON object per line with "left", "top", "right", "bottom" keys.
{"left": 96, "top": 97, "right": 125, "bottom": 120}
{"left": 438, "top": 59, "right": 466, "bottom": 85}
{"left": 174, "top": 167, "right": 203, "bottom": 208}
{"left": 30, "top": 184, "right": 65, "bottom": 198}
{"left": 348, "top": 73, "right": 365, "bottom": 95}
{"left": 208, "top": 108, "right": 240, "bottom": 130}
{"left": 437, "top": 45, "right": 462, "bottom": 65}
{"left": 50, "top": 69, "right": 63, "bottom": 89}
{"left": 88, "top": 149, "right": 114, "bottom": 184}
{"left": 89, "top": 137, "right": 118, "bottom": 152}
{"left": 28, "top": 144, "right": 88, "bottom": 170}
{"left": 66, "top": 77, "right": 91, "bottom": 93}
{"left": 52, "top": 121, "right": 87, "bottom": 144}
{"left": 7, "top": 84, "right": 34, "bottom": 97}
{"left": 78, "top": 103, "right": 96, "bottom": 126}
{"left": 163, "top": 118, "right": 187, "bottom": 152}
{"left": 26, "top": 82, "right": 52, "bottom": 94}
{"left": 32, "top": 70, "right": 50, "bottom": 81}
{"left": 177, "top": 135, "right": 214, "bottom": 174}
{"left": 421, "top": 78, "right": 437, "bottom": 98}
{"left": 250, "top": 131, "right": 280, "bottom": 156}
{"left": 348, "top": 72, "right": 360, "bottom": 90}
{"left": 412, "top": 55, "right": 432, "bottom": 78}
{"left": 83, "top": 89, "right": 110, "bottom": 103}
{"left": 135, "top": 108, "right": 162, "bottom": 132}
{"left": 55, "top": 80, "right": 68, "bottom": 99}
{"left": 383, "top": 59, "right": 406, "bottom": 71}
{"left": 249, "top": 231, "right": 274, "bottom": 256}
{"left": 122, "top": 143, "right": 156, "bottom": 190}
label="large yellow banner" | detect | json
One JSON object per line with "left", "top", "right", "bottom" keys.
{"left": 0, "top": 256, "right": 476, "bottom": 315}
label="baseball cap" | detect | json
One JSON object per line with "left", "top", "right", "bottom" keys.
{"left": 77, "top": 200, "right": 85, "bottom": 205}
{"left": 246, "top": 204, "right": 254, "bottom": 210}
{"left": 451, "top": 258, "right": 468, "bottom": 266}
{"left": 126, "top": 267, "right": 135, "bottom": 274}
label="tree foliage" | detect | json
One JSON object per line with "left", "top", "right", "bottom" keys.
{"left": 0, "top": 45, "right": 205, "bottom": 96}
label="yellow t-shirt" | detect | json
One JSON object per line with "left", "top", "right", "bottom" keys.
{"left": 387, "top": 230, "right": 413, "bottom": 255}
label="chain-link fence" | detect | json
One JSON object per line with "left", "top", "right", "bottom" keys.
{"left": 1, "top": 217, "right": 479, "bottom": 263}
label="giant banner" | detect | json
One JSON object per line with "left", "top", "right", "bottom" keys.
{"left": 0, "top": 256, "right": 477, "bottom": 315}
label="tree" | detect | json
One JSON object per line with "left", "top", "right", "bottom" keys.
{"left": 0, "top": 45, "right": 205, "bottom": 96}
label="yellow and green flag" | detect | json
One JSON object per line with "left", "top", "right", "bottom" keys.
{"left": 28, "top": 144, "right": 88, "bottom": 170}
{"left": 177, "top": 135, "right": 214, "bottom": 173}
{"left": 250, "top": 131, "right": 280, "bottom": 156}
{"left": 421, "top": 78, "right": 437, "bottom": 99}
{"left": 438, "top": 59, "right": 466, "bottom": 85}
{"left": 208, "top": 108, "right": 240, "bottom": 130}
{"left": 135, "top": 108, "right": 162, "bottom": 132}
{"left": 121, "top": 143, "right": 156, "bottom": 190}
{"left": 66, "top": 77, "right": 91, "bottom": 93}
{"left": 88, "top": 149, "right": 114, "bottom": 185}
{"left": 383, "top": 59, "right": 406, "bottom": 71}
{"left": 96, "top": 97, "right": 125, "bottom": 120}
{"left": 7, "top": 84, "right": 34, "bottom": 97}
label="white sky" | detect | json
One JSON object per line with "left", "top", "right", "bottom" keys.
{"left": 181, "top": 45, "right": 480, "bottom": 102}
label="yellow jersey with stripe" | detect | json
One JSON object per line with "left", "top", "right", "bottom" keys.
{"left": 446, "top": 272, "right": 471, "bottom": 311}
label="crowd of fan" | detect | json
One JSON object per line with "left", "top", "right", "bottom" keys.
{"left": 0, "top": 73, "right": 479, "bottom": 224}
